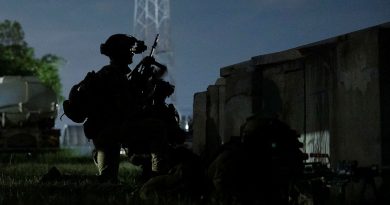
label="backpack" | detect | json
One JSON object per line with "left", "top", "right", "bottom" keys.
{"left": 62, "top": 71, "right": 97, "bottom": 123}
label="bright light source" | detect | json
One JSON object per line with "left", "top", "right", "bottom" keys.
{"left": 300, "top": 130, "right": 330, "bottom": 164}
{"left": 120, "top": 148, "right": 126, "bottom": 155}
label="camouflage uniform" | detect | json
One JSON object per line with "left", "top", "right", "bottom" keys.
{"left": 84, "top": 34, "right": 146, "bottom": 183}
{"left": 208, "top": 115, "right": 306, "bottom": 204}
{"left": 124, "top": 63, "right": 182, "bottom": 177}
{"left": 84, "top": 64, "right": 133, "bottom": 182}
{"left": 121, "top": 111, "right": 175, "bottom": 176}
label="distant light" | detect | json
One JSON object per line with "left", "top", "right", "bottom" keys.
{"left": 51, "top": 102, "right": 59, "bottom": 111}
{"left": 185, "top": 123, "right": 189, "bottom": 131}
{"left": 120, "top": 148, "right": 126, "bottom": 155}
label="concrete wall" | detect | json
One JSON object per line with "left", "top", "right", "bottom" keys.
{"left": 192, "top": 92, "right": 207, "bottom": 156}
{"left": 193, "top": 22, "right": 390, "bottom": 168}
{"left": 331, "top": 28, "right": 381, "bottom": 166}
{"left": 193, "top": 61, "right": 263, "bottom": 160}
{"left": 379, "top": 28, "right": 390, "bottom": 166}
{"left": 221, "top": 62, "right": 262, "bottom": 142}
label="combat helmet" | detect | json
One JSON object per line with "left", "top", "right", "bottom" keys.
{"left": 100, "top": 34, "right": 147, "bottom": 57}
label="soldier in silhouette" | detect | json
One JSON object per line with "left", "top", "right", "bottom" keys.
{"left": 82, "top": 34, "right": 147, "bottom": 183}
{"left": 207, "top": 116, "right": 306, "bottom": 204}
{"left": 125, "top": 52, "right": 185, "bottom": 178}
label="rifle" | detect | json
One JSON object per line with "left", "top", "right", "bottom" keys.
{"left": 149, "top": 34, "right": 159, "bottom": 57}
{"left": 129, "top": 34, "right": 160, "bottom": 80}
{"left": 128, "top": 34, "right": 167, "bottom": 104}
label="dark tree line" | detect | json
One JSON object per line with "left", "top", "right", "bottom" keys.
{"left": 0, "top": 19, "right": 63, "bottom": 98}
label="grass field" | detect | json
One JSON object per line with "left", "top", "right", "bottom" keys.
{"left": 0, "top": 149, "right": 157, "bottom": 205}
{"left": 4, "top": 149, "right": 388, "bottom": 205}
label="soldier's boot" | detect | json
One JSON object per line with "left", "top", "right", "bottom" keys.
{"left": 93, "top": 149, "right": 120, "bottom": 183}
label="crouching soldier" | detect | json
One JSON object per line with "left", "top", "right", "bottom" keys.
{"left": 124, "top": 47, "right": 185, "bottom": 179}
{"left": 82, "top": 34, "right": 146, "bottom": 183}
{"left": 207, "top": 115, "right": 306, "bottom": 204}
{"left": 122, "top": 81, "right": 185, "bottom": 179}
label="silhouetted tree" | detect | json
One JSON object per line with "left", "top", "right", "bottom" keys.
{"left": 0, "top": 19, "right": 64, "bottom": 98}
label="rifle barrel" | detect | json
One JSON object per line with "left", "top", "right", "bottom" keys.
{"left": 149, "top": 34, "right": 159, "bottom": 57}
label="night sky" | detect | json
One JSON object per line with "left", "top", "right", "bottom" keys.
{"left": 0, "top": 0, "right": 389, "bottom": 128}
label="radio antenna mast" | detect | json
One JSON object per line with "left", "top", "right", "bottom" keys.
{"left": 134, "top": 0, "right": 175, "bottom": 103}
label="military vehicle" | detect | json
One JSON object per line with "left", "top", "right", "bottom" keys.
{"left": 0, "top": 76, "right": 60, "bottom": 151}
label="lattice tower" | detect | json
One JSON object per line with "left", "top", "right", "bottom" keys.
{"left": 133, "top": 0, "right": 175, "bottom": 103}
